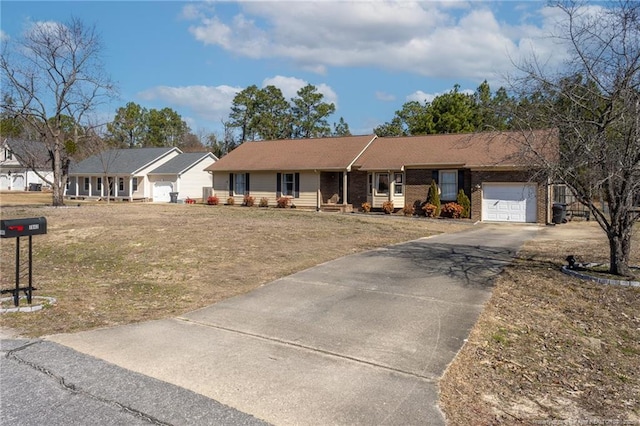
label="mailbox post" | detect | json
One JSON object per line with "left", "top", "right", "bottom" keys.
{"left": 0, "top": 217, "right": 47, "bottom": 307}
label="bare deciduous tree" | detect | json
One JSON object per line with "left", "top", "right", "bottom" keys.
{"left": 510, "top": 0, "right": 640, "bottom": 276}
{"left": 1, "top": 17, "right": 115, "bottom": 206}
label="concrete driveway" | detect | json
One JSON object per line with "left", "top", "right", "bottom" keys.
{"left": 47, "top": 223, "right": 540, "bottom": 425}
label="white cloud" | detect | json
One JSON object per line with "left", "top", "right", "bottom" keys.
{"left": 406, "top": 87, "right": 474, "bottom": 104}
{"left": 406, "top": 91, "right": 435, "bottom": 104}
{"left": 183, "top": 2, "right": 568, "bottom": 80}
{"left": 0, "top": 30, "right": 8, "bottom": 42}
{"left": 262, "top": 76, "right": 338, "bottom": 107}
{"left": 375, "top": 91, "right": 396, "bottom": 102}
{"left": 137, "top": 84, "right": 241, "bottom": 123}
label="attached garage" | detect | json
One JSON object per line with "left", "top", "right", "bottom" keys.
{"left": 153, "top": 182, "right": 174, "bottom": 202}
{"left": 482, "top": 183, "right": 537, "bottom": 223}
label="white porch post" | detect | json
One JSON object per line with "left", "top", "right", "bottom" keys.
{"left": 316, "top": 171, "right": 321, "bottom": 211}
{"left": 342, "top": 171, "right": 348, "bottom": 205}
{"left": 129, "top": 176, "right": 133, "bottom": 201}
{"left": 89, "top": 177, "right": 93, "bottom": 197}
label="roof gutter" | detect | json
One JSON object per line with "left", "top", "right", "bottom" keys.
{"left": 403, "top": 162, "right": 466, "bottom": 168}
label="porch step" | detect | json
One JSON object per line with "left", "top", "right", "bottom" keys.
{"left": 320, "top": 204, "right": 353, "bottom": 213}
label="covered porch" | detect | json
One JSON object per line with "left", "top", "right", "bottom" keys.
{"left": 65, "top": 175, "right": 148, "bottom": 202}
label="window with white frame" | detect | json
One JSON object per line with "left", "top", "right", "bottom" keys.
{"left": 367, "top": 173, "right": 373, "bottom": 195}
{"left": 439, "top": 170, "right": 457, "bottom": 201}
{"left": 4, "top": 149, "right": 13, "bottom": 161}
{"left": 394, "top": 173, "right": 404, "bottom": 195}
{"left": 119, "top": 177, "right": 124, "bottom": 191}
{"left": 84, "top": 177, "right": 90, "bottom": 191}
{"left": 234, "top": 173, "right": 246, "bottom": 195}
{"left": 97, "top": 177, "right": 102, "bottom": 191}
{"left": 282, "top": 173, "right": 295, "bottom": 196}
{"left": 376, "top": 173, "right": 389, "bottom": 194}
{"left": 132, "top": 177, "right": 138, "bottom": 192}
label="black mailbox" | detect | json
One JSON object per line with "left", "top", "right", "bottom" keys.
{"left": 0, "top": 217, "right": 47, "bottom": 238}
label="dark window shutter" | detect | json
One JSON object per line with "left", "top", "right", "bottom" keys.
{"left": 458, "top": 170, "right": 464, "bottom": 193}
{"left": 245, "top": 173, "right": 250, "bottom": 195}
{"left": 276, "top": 173, "right": 282, "bottom": 198}
{"left": 432, "top": 170, "right": 439, "bottom": 184}
{"left": 294, "top": 173, "right": 300, "bottom": 198}
{"left": 229, "top": 173, "right": 234, "bottom": 196}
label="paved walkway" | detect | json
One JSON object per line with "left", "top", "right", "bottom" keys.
{"left": 6, "top": 224, "right": 540, "bottom": 425}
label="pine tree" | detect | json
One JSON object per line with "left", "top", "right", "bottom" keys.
{"left": 428, "top": 180, "right": 441, "bottom": 217}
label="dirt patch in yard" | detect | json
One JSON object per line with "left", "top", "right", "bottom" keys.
{"left": 440, "top": 221, "right": 640, "bottom": 424}
{"left": 0, "top": 201, "right": 471, "bottom": 337}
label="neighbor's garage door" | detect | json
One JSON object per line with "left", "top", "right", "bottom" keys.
{"left": 482, "top": 183, "right": 537, "bottom": 223}
{"left": 153, "top": 182, "right": 173, "bottom": 202}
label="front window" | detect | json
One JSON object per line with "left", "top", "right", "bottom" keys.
{"left": 376, "top": 173, "right": 389, "bottom": 194}
{"left": 368, "top": 173, "right": 373, "bottom": 194}
{"left": 439, "top": 170, "right": 457, "bottom": 201}
{"left": 394, "top": 173, "right": 404, "bottom": 195}
{"left": 234, "top": 173, "right": 246, "bottom": 195}
{"left": 97, "top": 178, "right": 102, "bottom": 191}
{"left": 84, "top": 178, "right": 89, "bottom": 191}
{"left": 4, "top": 150, "right": 13, "bottom": 161}
{"left": 282, "top": 173, "right": 295, "bottom": 196}
{"left": 118, "top": 177, "right": 124, "bottom": 191}
{"left": 132, "top": 177, "right": 138, "bottom": 192}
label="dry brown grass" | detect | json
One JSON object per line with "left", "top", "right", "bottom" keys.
{"left": 0, "top": 198, "right": 470, "bottom": 337}
{"left": 440, "top": 221, "right": 640, "bottom": 424}
{"left": 0, "top": 190, "right": 53, "bottom": 206}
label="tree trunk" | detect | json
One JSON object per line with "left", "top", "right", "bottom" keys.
{"left": 51, "top": 140, "right": 66, "bottom": 207}
{"left": 608, "top": 226, "right": 632, "bottom": 277}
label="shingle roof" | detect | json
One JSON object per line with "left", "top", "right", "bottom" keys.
{"left": 148, "top": 152, "right": 215, "bottom": 175}
{"left": 204, "top": 135, "right": 377, "bottom": 172}
{"left": 353, "top": 130, "right": 558, "bottom": 170}
{"left": 70, "top": 147, "right": 178, "bottom": 174}
{"left": 4, "top": 139, "right": 52, "bottom": 168}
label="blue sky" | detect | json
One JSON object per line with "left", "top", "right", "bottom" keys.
{"left": 1, "top": 1, "right": 571, "bottom": 138}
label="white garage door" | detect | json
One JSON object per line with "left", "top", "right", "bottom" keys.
{"left": 482, "top": 183, "right": 537, "bottom": 223}
{"left": 0, "top": 175, "right": 9, "bottom": 190}
{"left": 153, "top": 182, "right": 173, "bottom": 202}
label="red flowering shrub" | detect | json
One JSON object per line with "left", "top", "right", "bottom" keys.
{"left": 441, "top": 202, "right": 463, "bottom": 218}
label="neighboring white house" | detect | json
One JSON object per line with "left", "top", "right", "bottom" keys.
{"left": 147, "top": 152, "right": 218, "bottom": 202}
{"left": 66, "top": 147, "right": 217, "bottom": 202}
{"left": 0, "top": 139, "right": 54, "bottom": 191}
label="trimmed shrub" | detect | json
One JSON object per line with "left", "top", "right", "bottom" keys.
{"left": 441, "top": 202, "right": 463, "bottom": 218}
{"left": 382, "top": 200, "right": 394, "bottom": 214}
{"left": 243, "top": 195, "right": 255, "bottom": 207}
{"left": 456, "top": 189, "right": 471, "bottom": 218}
{"left": 361, "top": 202, "right": 371, "bottom": 213}
{"left": 226, "top": 197, "right": 235, "bottom": 206}
{"left": 206, "top": 195, "right": 219, "bottom": 206}
{"left": 276, "top": 196, "right": 290, "bottom": 208}
{"left": 402, "top": 203, "right": 415, "bottom": 216}
{"left": 422, "top": 203, "right": 438, "bottom": 217}
{"left": 259, "top": 197, "right": 269, "bottom": 207}
{"left": 428, "top": 180, "right": 441, "bottom": 217}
